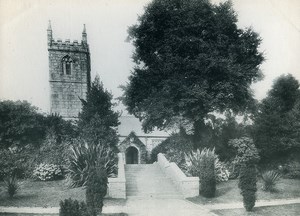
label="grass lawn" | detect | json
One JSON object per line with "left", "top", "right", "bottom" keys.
{"left": 0, "top": 179, "right": 126, "bottom": 208}
{"left": 212, "top": 203, "right": 300, "bottom": 216}
{"left": 188, "top": 178, "right": 300, "bottom": 205}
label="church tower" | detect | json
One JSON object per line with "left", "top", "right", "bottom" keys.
{"left": 48, "top": 21, "right": 91, "bottom": 119}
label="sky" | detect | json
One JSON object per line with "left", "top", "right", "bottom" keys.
{"left": 0, "top": 0, "right": 299, "bottom": 114}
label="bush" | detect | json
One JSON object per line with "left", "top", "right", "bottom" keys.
{"left": 185, "top": 148, "right": 216, "bottom": 197}
{"left": 33, "top": 163, "right": 63, "bottom": 181}
{"left": 86, "top": 165, "right": 108, "bottom": 214}
{"left": 4, "top": 174, "right": 19, "bottom": 198}
{"left": 59, "top": 198, "right": 89, "bottom": 216}
{"left": 0, "top": 148, "right": 35, "bottom": 180}
{"left": 151, "top": 132, "right": 193, "bottom": 171}
{"left": 215, "top": 157, "right": 230, "bottom": 183}
{"left": 68, "top": 142, "right": 117, "bottom": 188}
{"left": 280, "top": 161, "right": 300, "bottom": 179}
{"left": 186, "top": 148, "right": 229, "bottom": 182}
{"left": 239, "top": 164, "right": 257, "bottom": 211}
{"left": 229, "top": 137, "right": 260, "bottom": 211}
{"left": 261, "top": 170, "right": 281, "bottom": 192}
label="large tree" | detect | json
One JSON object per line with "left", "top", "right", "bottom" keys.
{"left": 122, "top": 0, "right": 264, "bottom": 147}
{"left": 0, "top": 100, "right": 45, "bottom": 149}
{"left": 78, "top": 76, "right": 119, "bottom": 147}
{"left": 252, "top": 74, "right": 300, "bottom": 161}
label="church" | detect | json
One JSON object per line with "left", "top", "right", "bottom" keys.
{"left": 47, "top": 22, "right": 169, "bottom": 164}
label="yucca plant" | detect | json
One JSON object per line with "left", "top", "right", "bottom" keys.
{"left": 68, "top": 142, "right": 117, "bottom": 188}
{"left": 4, "top": 174, "right": 19, "bottom": 198}
{"left": 261, "top": 170, "right": 281, "bottom": 192}
{"left": 185, "top": 148, "right": 216, "bottom": 197}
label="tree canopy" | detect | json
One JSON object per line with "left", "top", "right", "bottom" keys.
{"left": 252, "top": 74, "right": 300, "bottom": 162}
{"left": 122, "top": 0, "right": 264, "bottom": 146}
{"left": 0, "top": 100, "right": 45, "bottom": 149}
{"left": 78, "top": 76, "right": 119, "bottom": 147}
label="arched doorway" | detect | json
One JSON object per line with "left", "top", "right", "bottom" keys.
{"left": 126, "top": 146, "right": 139, "bottom": 164}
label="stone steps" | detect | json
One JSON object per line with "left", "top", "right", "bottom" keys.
{"left": 125, "top": 163, "right": 183, "bottom": 198}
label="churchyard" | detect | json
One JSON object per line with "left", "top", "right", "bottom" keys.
{"left": 1, "top": 0, "right": 300, "bottom": 215}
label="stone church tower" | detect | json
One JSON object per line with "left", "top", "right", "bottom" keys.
{"left": 47, "top": 21, "right": 91, "bottom": 119}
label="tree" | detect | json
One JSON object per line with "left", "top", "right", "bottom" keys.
{"left": 0, "top": 100, "right": 45, "bottom": 149}
{"left": 252, "top": 74, "right": 300, "bottom": 161}
{"left": 122, "top": 0, "right": 264, "bottom": 147}
{"left": 229, "top": 137, "right": 260, "bottom": 211}
{"left": 78, "top": 76, "right": 119, "bottom": 147}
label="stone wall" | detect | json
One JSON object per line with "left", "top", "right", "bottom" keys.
{"left": 157, "top": 153, "right": 199, "bottom": 198}
{"left": 106, "top": 153, "right": 126, "bottom": 199}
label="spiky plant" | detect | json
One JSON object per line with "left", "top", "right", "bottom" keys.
{"left": 261, "top": 170, "right": 281, "bottom": 192}
{"left": 4, "top": 174, "right": 19, "bottom": 198}
{"left": 185, "top": 148, "right": 216, "bottom": 197}
{"left": 68, "top": 142, "right": 117, "bottom": 188}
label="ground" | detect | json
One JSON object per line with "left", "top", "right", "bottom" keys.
{"left": 0, "top": 179, "right": 126, "bottom": 207}
{"left": 0, "top": 178, "right": 300, "bottom": 215}
{"left": 188, "top": 178, "right": 300, "bottom": 205}
{"left": 212, "top": 203, "right": 300, "bottom": 216}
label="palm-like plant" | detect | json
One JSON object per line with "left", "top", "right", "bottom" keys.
{"left": 261, "top": 170, "right": 281, "bottom": 192}
{"left": 4, "top": 174, "right": 19, "bottom": 198}
{"left": 68, "top": 142, "right": 117, "bottom": 188}
{"left": 185, "top": 148, "right": 216, "bottom": 197}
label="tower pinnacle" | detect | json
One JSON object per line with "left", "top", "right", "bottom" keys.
{"left": 47, "top": 20, "right": 52, "bottom": 46}
{"left": 82, "top": 24, "right": 87, "bottom": 45}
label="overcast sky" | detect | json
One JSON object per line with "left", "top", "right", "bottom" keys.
{"left": 0, "top": 0, "right": 299, "bottom": 114}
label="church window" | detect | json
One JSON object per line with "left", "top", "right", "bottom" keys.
{"left": 62, "top": 55, "right": 73, "bottom": 75}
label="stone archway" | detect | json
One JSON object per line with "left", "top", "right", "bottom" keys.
{"left": 126, "top": 146, "right": 139, "bottom": 164}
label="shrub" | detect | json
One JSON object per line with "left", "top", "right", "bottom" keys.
{"left": 224, "top": 160, "right": 240, "bottom": 179}
{"left": 59, "top": 198, "right": 89, "bottom": 216}
{"left": 229, "top": 137, "right": 260, "bottom": 211}
{"left": 261, "top": 170, "right": 281, "bottom": 192}
{"left": 239, "top": 164, "right": 257, "bottom": 211}
{"left": 4, "top": 174, "right": 19, "bottom": 198}
{"left": 33, "top": 163, "right": 63, "bottom": 181}
{"left": 68, "top": 142, "right": 117, "bottom": 188}
{"left": 185, "top": 148, "right": 216, "bottom": 197}
{"left": 86, "top": 165, "right": 108, "bottom": 214}
{"left": 281, "top": 161, "right": 300, "bottom": 179}
{"left": 215, "top": 157, "right": 230, "bottom": 182}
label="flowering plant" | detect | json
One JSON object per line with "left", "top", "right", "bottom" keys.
{"left": 33, "top": 163, "right": 63, "bottom": 181}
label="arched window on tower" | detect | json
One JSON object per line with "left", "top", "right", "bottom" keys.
{"left": 62, "top": 55, "right": 73, "bottom": 75}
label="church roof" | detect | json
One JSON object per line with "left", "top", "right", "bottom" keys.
{"left": 118, "top": 116, "right": 170, "bottom": 138}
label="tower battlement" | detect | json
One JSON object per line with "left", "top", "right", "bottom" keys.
{"left": 48, "top": 21, "right": 91, "bottom": 120}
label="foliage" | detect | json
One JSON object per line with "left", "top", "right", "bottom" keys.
{"left": 59, "top": 198, "right": 89, "bottom": 216}
{"left": 252, "top": 74, "right": 300, "bottom": 162}
{"left": 4, "top": 174, "right": 19, "bottom": 198}
{"left": 123, "top": 0, "right": 264, "bottom": 147}
{"left": 150, "top": 132, "right": 193, "bottom": 170}
{"left": 230, "top": 137, "right": 259, "bottom": 211}
{"left": 229, "top": 137, "right": 260, "bottom": 164}
{"left": 44, "top": 113, "right": 78, "bottom": 144}
{"left": 280, "top": 161, "right": 300, "bottom": 179}
{"left": 239, "top": 164, "right": 257, "bottom": 211}
{"left": 0, "top": 147, "right": 35, "bottom": 180}
{"left": 34, "top": 129, "right": 72, "bottom": 167}
{"left": 33, "top": 163, "right": 63, "bottom": 181}
{"left": 261, "top": 170, "right": 281, "bottom": 192}
{"left": 185, "top": 148, "right": 216, "bottom": 197}
{"left": 0, "top": 100, "right": 46, "bottom": 149}
{"left": 78, "top": 76, "right": 119, "bottom": 147}
{"left": 86, "top": 165, "right": 108, "bottom": 214}
{"left": 68, "top": 142, "right": 117, "bottom": 188}
{"left": 215, "top": 157, "right": 230, "bottom": 182}
{"left": 224, "top": 160, "right": 240, "bottom": 179}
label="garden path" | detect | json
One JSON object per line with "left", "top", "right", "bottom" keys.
{"left": 1, "top": 197, "right": 300, "bottom": 215}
